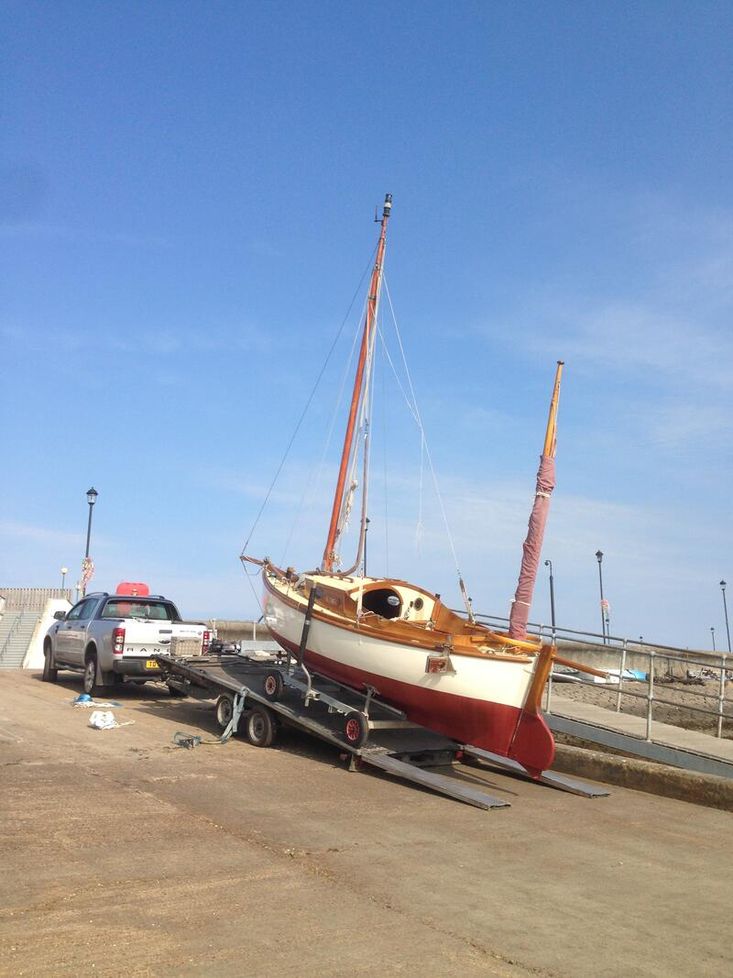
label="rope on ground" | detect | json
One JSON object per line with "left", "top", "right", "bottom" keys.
{"left": 172, "top": 731, "right": 225, "bottom": 749}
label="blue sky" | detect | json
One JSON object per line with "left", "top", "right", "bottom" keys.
{"left": 1, "top": 2, "right": 731, "bottom": 649}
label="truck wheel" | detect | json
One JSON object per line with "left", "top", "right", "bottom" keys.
{"left": 245, "top": 706, "right": 277, "bottom": 748}
{"left": 42, "top": 643, "right": 58, "bottom": 683}
{"left": 344, "top": 711, "right": 369, "bottom": 748}
{"left": 83, "top": 653, "right": 101, "bottom": 696}
{"left": 215, "top": 694, "right": 235, "bottom": 731}
{"left": 262, "top": 670, "right": 284, "bottom": 702}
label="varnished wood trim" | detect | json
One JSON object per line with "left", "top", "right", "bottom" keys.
{"left": 262, "top": 568, "right": 536, "bottom": 662}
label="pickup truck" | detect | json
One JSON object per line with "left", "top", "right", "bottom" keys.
{"left": 42, "top": 587, "right": 212, "bottom": 695}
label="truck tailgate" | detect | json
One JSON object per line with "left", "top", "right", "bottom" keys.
{"left": 120, "top": 621, "right": 206, "bottom": 658}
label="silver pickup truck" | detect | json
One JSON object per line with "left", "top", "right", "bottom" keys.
{"left": 42, "top": 590, "right": 212, "bottom": 694}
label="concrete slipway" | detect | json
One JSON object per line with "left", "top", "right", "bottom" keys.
{"left": 1, "top": 670, "right": 731, "bottom": 978}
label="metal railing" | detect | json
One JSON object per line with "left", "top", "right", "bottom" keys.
{"left": 0, "top": 588, "right": 73, "bottom": 611}
{"left": 466, "top": 610, "right": 733, "bottom": 742}
{"left": 0, "top": 613, "right": 24, "bottom": 664}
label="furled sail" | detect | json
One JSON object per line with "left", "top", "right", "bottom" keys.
{"left": 508, "top": 361, "right": 564, "bottom": 640}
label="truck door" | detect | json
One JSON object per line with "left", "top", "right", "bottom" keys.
{"left": 55, "top": 600, "right": 86, "bottom": 660}
{"left": 65, "top": 597, "right": 99, "bottom": 665}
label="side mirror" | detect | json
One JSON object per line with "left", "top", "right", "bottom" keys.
{"left": 53, "top": 610, "right": 67, "bottom": 621}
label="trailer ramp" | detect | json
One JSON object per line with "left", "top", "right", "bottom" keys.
{"left": 357, "top": 748, "right": 509, "bottom": 810}
{"left": 157, "top": 653, "right": 510, "bottom": 810}
{"left": 461, "top": 744, "right": 609, "bottom": 798}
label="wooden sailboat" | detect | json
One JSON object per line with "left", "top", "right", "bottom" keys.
{"left": 243, "top": 195, "right": 566, "bottom": 778}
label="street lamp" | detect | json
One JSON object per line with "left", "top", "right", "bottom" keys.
{"left": 595, "top": 550, "right": 607, "bottom": 644}
{"left": 721, "top": 581, "right": 731, "bottom": 654}
{"left": 60, "top": 566, "right": 68, "bottom": 590}
{"left": 711, "top": 626, "right": 716, "bottom": 652}
{"left": 85, "top": 487, "right": 98, "bottom": 557}
{"left": 544, "top": 559, "right": 556, "bottom": 636}
{"left": 81, "top": 487, "right": 98, "bottom": 596}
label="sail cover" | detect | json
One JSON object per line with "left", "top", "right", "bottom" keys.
{"left": 508, "top": 454, "right": 555, "bottom": 639}
{"left": 507, "top": 361, "right": 563, "bottom": 641}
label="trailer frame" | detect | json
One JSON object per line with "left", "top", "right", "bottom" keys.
{"left": 156, "top": 651, "right": 607, "bottom": 808}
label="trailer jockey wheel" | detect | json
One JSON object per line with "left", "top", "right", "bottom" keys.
{"left": 245, "top": 706, "right": 277, "bottom": 748}
{"left": 262, "top": 670, "right": 284, "bottom": 702}
{"left": 344, "top": 711, "right": 369, "bottom": 748}
{"left": 215, "top": 694, "right": 235, "bottom": 732}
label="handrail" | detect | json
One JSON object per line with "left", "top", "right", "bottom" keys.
{"left": 0, "top": 613, "right": 24, "bottom": 663}
{"left": 542, "top": 635, "right": 732, "bottom": 741}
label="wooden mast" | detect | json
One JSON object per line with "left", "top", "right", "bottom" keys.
{"left": 543, "top": 360, "right": 563, "bottom": 459}
{"left": 322, "top": 193, "right": 392, "bottom": 573}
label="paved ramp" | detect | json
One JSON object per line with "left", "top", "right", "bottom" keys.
{"left": 547, "top": 695, "right": 733, "bottom": 779}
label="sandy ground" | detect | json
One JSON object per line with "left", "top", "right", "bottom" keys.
{"left": 548, "top": 675, "right": 733, "bottom": 738}
{"left": 1, "top": 669, "right": 732, "bottom": 978}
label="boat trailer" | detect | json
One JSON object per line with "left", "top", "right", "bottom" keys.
{"left": 156, "top": 650, "right": 607, "bottom": 810}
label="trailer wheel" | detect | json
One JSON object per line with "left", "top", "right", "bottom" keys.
{"left": 344, "top": 711, "right": 369, "bottom": 748}
{"left": 262, "top": 670, "right": 284, "bottom": 702}
{"left": 245, "top": 706, "right": 277, "bottom": 748}
{"left": 215, "top": 694, "right": 235, "bottom": 731}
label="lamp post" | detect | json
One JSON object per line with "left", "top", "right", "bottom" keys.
{"left": 711, "top": 626, "right": 716, "bottom": 653}
{"left": 81, "top": 487, "right": 98, "bottom": 596}
{"left": 721, "top": 581, "right": 731, "bottom": 654}
{"left": 595, "top": 550, "right": 607, "bottom": 644}
{"left": 60, "top": 566, "right": 68, "bottom": 590}
{"left": 544, "top": 559, "right": 556, "bottom": 637}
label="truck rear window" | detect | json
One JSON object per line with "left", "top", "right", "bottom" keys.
{"left": 101, "top": 600, "right": 177, "bottom": 621}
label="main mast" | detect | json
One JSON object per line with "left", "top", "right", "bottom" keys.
{"left": 322, "top": 193, "right": 392, "bottom": 573}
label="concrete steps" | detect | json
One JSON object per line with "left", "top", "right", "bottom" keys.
{"left": 0, "top": 611, "right": 42, "bottom": 668}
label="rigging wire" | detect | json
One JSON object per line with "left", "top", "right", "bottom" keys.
{"left": 278, "top": 296, "right": 368, "bottom": 567}
{"left": 416, "top": 431, "right": 425, "bottom": 556}
{"left": 239, "top": 246, "right": 378, "bottom": 558}
{"left": 380, "top": 337, "right": 390, "bottom": 576}
{"left": 382, "top": 276, "right": 474, "bottom": 618}
{"left": 239, "top": 550, "right": 265, "bottom": 619}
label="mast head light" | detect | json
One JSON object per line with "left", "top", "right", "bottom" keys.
{"left": 383, "top": 193, "right": 392, "bottom": 218}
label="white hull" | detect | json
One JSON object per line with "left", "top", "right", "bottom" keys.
{"left": 262, "top": 572, "right": 556, "bottom": 774}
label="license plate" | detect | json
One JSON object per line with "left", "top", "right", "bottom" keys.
{"left": 145, "top": 659, "right": 160, "bottom": 670}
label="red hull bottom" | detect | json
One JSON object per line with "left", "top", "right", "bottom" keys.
{"left": 272, "top": 633, "right": 555, "bottom": 777}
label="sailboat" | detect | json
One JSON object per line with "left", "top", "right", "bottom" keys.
{"left": 242, "top": 194, "right": 566, "bottom": 778}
